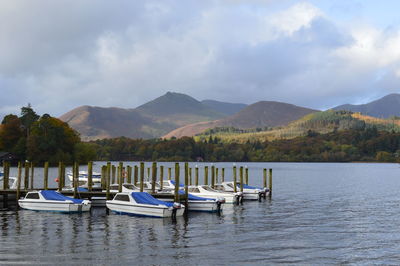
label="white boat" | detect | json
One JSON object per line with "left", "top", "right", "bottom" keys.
{"left": 106, "top": 192, "right": 185, "bottom": 218}
{"left": 215, "top": 182, "right": 269, "bottom": 200}
{"left": 187, "top": 185, "right": 242, "bottom": 204}
{"left": 0, "top": 176, "right": 18, "bottom": 189}
{"left": 159, "top": 180, "right": 182, "bottom": 191}
{"left": 67, "top": 171, "right": 102, "bottom": 183}
{"left": 169, "top": 191, "right": 225, "bottom": 212}
{"left": 18, "top": 190, "right": 91, "bottom": 213}
{"left": 108, "top": 183, "right": 139, "bottom": 192}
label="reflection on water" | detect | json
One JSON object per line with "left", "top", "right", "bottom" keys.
{"left": 1, "top": 163, "right": 400, "bottom": 264}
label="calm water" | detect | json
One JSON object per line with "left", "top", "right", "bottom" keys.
{"left": 1, "top": 162, "right": 400, "bottom": 264}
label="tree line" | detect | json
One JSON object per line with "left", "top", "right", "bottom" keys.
{"left": 0, "top": 105, "right": 96, "bottom": 164}
{"left": 91, "top": 127, "right": 400, "bottom": 162}
{"left": 1, "top": 106, "right": 399, "bottom": 164}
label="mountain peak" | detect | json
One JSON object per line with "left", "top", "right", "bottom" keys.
{"left": 136, "top": 92, "right": 221, "bottom": 117}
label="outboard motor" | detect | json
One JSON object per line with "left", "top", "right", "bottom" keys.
{"left": 216, "top": 197, "right": 225, "bottom": 213}
{"left": 258, "top": 190, "right": 263, "bottom": 202}
{"left": 234, "top": 192, "right": 243, "bottom": 205}
{"left": 172, "top": 202, "right": 181, "bottom": 219}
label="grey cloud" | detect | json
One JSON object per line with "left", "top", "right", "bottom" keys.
{"left": 0, "top": 1, "right": 399, "bottom": 118}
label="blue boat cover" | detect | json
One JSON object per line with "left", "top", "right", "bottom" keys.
{"left": 237, "top": 184, "right": 261, "bottom": 190}
{"left": 178, "top": 190, "right": 214, "bottom": 201}
{"left": 170, "top": 180, "right": 184, "bottom": 187}
{"left": 41, "top": 190, "right": 84, "bottom": 204}
{"left": 78, "top": 187, "right": 89, "bottom": 192}
{"left": 131, "top": 192, "right": 173, "bottom": 207}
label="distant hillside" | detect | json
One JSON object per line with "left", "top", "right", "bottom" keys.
{"left": 194, "top": 110, "right": 400, "bottom": 143}
{"left": 60, "top": 92, "right": 226, "bottom": 140}
{"left": 60, "top": 106, "right": 152, "bottom": 140}
{"left": 334, "top": 93, "right": 400, "bottom": 118}
{"left": 201, "top": 100, "right": 247, "bottom": 116}
{"left": 163, "top": 101, "right": 318, "bottom": 138}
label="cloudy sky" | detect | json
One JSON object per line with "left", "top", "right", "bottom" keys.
{"left": 1, "top": 0, "right": 400, "bottom": 118}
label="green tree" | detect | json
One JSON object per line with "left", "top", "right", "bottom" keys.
{"left": 0, "top": 114, "right": 24, "bottom": 152}
{"left": 20, "top": 104, "right": 39, "bottom": 137}
{"left": 27, "top": 115, "right": 80, "bottom": 163}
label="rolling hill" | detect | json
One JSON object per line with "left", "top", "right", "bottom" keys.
{"left": 201, "top": 100, "right": 247, "bottom": 116}
{"left": 60, "top": 92, "right": 226, "bottom": 140}
{"left": 194, "top": 110, "right": 400, "bottom": 143}
{"left": 163, "top": 101, "right": 318, "bottom": 138}
{"left": 334, "top": 93, "right": 400, "bottom": 118}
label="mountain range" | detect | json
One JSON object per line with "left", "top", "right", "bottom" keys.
{"left": 60, "top": 92, "right": 400, "bottom": 140}
{"left": 333, "top": 93, "right": 400, "bottom": 118}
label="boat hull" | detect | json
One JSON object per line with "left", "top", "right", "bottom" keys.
{"left": 164, "top": 199, "right": 222, "bottom": 212}
{"left": 106, "top": 201, "right": 184, "bottom": 218}
{"left": 190, "top": 193, "right": 236, "bottom": 204}
{"left": 18, "top": 200, "right": 91, "bottom": 213}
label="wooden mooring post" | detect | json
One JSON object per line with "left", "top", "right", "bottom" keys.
{"left": 140, "top": 162, "right": 144, "bottom": 192}
{"left": 44, "top": 162, "right": 49, "bottom": 190}
{"left": 24, "top": 162, "right": 29, "bottom": 190}
{"left": 204, "top": 166, "right": 208, "bottom": 185}
{"left": 269, "top": 168, "right": 272, "bottom": 198}
{"left": 233, "top": 165, "right": 237, "bottom": 193}
{"left": 88, "top": 161, "right": 93, "bottom": 191}
{"left": 111, "top": 165, "right": 116, "bottom": 184}
{"left": 30, "top": 162, "right": 34, "bottom": 190}
{"left": 189, "top": 167, "right": 192, "bottom": 186}
{"left": 127, "top": 166, "right": 132, "bottom": 184}
{"left": 73, "top": 162, "right": 79, "bottom": 199}
{"left": 195, "top": 165, "right": 199, "bottom": 186}
{"left": 245, "top": 166, "right": 249, "bottom": 185}
{"left": 168, "top": 167, "right": 172, "bottom": 180}
{"left": 222, "top": 168, "right": 225, "bottom": 183}
{"left": 174, "top": 163, "right": 180, "bottom": 202}
{"left": 118, "top": 162, "right": 123, "bottom": 193}
{"left": 16, "top": 162, "right": 22, "bottom": 203}
{"left": 184, "top": 162, "right": 189, "bottom": 210}
{"left": 160, "top": 165, "right": 164, "bottom": 190}
{"left": 151, "top": 162, "right": 157, "bottom": 193}
{"left": 239, "top": 166, "right": 244, "bottom": 193}
{"left": 2, "top": 162, "right": 9, "bottom": 190}
{"left": 58, "top": 162, "right": 63, "bottom": 191}
{"left": 216, "top": 167, "right": 219, "bottom": 184}
{"left": 211, "top": 165, "right": 215, "bottom": 188}
{"left": 106, "top": 162, "right": 111, "bottom": 200}
{"left": 134, "top": 165, "right": 138, "bottom": 185}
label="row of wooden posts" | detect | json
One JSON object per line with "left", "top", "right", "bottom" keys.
{"left": 2, "top": 161, "right": 273, "bottom": 202}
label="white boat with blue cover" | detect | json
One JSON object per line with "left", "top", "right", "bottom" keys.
{"left": 18, "top": 190, "right": 91, "bottom": 213}
{"left": 187, "top": 185, "right": 241, "bottom": 204}
{"left": 106, "top": 192, "right": 185, "bottom": 218}
{"left": 163, "top": 190, "right": 225, "bottom": 212}
{"left": 67, "top": 171, "right": 102, "bottom": 183}
{"left": 215, "top": 182, "right": 269, "bottom": 200}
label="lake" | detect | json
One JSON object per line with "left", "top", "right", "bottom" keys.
{"left": 1, "top": 162, "right": 400, "bottom": 264}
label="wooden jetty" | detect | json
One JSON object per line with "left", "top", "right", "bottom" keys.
{"left": 1, "top": 161, "right": 273, "bottom": 209}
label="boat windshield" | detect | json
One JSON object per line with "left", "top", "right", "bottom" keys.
{"left": 123, "top": 184, "right": 135, "bottom": 189}
{"left": 202, "top": 186, "right": 218, "bottom": 192}
{"left": 214, "top": 185, "right": 225, "bottom": 191}
{"left": 226, "top": 183, "right": 234, "bottom": 189}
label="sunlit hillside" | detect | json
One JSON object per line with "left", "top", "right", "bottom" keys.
{"left": 195, "top": 110, "right": 400, "bottom": 143}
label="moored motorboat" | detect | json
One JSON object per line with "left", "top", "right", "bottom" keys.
{"left": 215, "top": 182, "right": 269, "bottom": 200}
{"left": 106, "top": 192, "right": 184, "bottom": 218}
{"left": 67, "top": 171, "right": 102, "bottom": 183}
{"left": 0, "top": 176, "right": 18, "bottom": 189}
{"left": 187, "top": 185, "right": 241, "bottom": 204}
{"left": 18, "top": 190, "right": 91, "bottom": 213}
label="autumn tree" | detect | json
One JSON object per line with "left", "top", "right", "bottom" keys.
{"left": 27, "top": 114, "right": 80, "bottom": 163}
